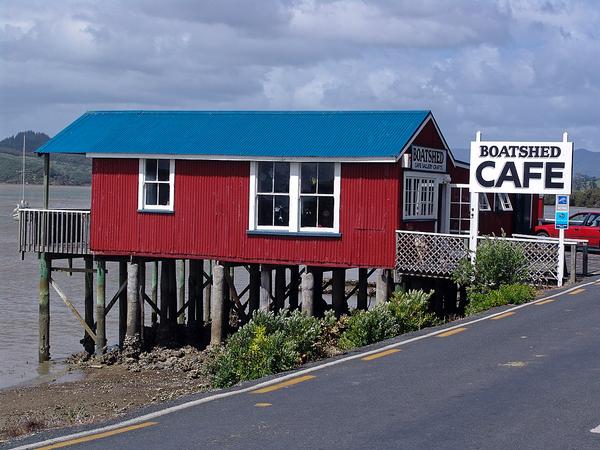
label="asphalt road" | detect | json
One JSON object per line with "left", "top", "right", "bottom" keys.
{"left": 13, "top": 279, "right": 600, "bottom": 450}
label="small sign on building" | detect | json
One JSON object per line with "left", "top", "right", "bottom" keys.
{"left": 411, "top": 146, "right": 446, "bottom": 172}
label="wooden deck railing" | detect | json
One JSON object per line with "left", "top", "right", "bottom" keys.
{"left": 18, "top": 208, "right": 91, "bottom": 255}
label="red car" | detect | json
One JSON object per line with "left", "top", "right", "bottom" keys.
{"left": 534, "top": 211, "right": 600, "bottom": 248}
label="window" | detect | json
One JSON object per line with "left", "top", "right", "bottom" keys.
{"left": 479, "top": 193, "right": 491, "bottom": 211}
{"left": 138, "top": 159, "right": 175, "bottom": 212}
{"left": 403, "top": 174, "right": 439, "bottom": 220}
{"left": 494, "top": 192, "right": 513, "bottom": 212}
{"left": 249, "top": 161, "right": 340, "bottom": 233}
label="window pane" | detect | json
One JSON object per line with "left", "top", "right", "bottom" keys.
{"left": 257, "top": 195, "right": 273, "bottom": 226}
{"left": 145, "top": 183, "right": 157, "bottom": 206}
{"left": 318, "top": 196, "right": 334, "bottom": 228}
{"left": 301, "top": 163, "right": 318, "bottom": 194}
{"left": 318, "top": 163, "right": 334, "bottom": 194}
{"left": 158, "top": 183, "right": 170, "bottom": 205}
{"left": 273, "top": 162, "right": 290, "bottom": 193}
{"left": 157, "top": 160, "right": 170, "bottom": 181}
{"left": 145, "top": 159, "right": 157, "bottom": 181}
{"left": 257, "top": 162, "right": 273, "bottom": 193}
{"left": 300, "top": 196, "right": 317, "bottom": 227}
{"left": 273, "top": 195, "right": 289, "bottom": 226}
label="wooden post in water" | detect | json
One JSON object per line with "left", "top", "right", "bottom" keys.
{"left": 118, "top": 261, "right": 127, "bottom": 346}
{"left": 332, "top": 268, "right": 347, "bottom": 317}
{"left": 210, "top": 264, "right": 225, "bottom": 345}
{"left": 274, "top": 267, "right": 286, "bottom": 312}
{"left": 248, "top": 264, "right": 260, "bottom": 316}
{"left": 39, "top": 254, "right": 51, "bottom": 362}
{"left": 95, "top": 260, "right": 106, "bottom": 354}
{"left": 357, "top": 268, "right": 368, "bottom": 310}
{"left": 301, "top": 272, "right": 314, "bottom": 316}
{"left": 126, "top": 260, "right": 141, "bottom": 341}
{"left": 83, "top": 257, "right": 94, "bottom": 354}
{"left": 177, "top": 260, "right": 186, "bottom": 324}
{"left": 289, "top": 266, "right": 300, "bottom": 310}
{"left": 260, "top": 267, "right": 271, "bottom": 311}
{"left": 151, "top": 261, "right": 158, "bottom": 327}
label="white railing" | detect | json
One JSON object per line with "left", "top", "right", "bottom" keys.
{"left": 18, "top": 208, "right": 91, "bottom": 255}
{"left": 396, "top": 230, "right": 561, "bottom": 285}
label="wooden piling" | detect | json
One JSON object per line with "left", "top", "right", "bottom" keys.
{"left": 289, "top": 266, "right": 300, "bottom": 310}
{"left": 301, "top": 272, "right": 314, "bottom": 316}
{"left": 139, "top": 262, "right": 146, "bottom": 341}
{"left": 332, "top": 268, "right": 347, "bottom": 317}
{"left": 126, "top": 261, "right": 141, "bottom": 339}
{"left": 150, "top": 261, "right": 158, "bottom": 327}
{"left": 260, "top": 267, "right": 271, "bottom": 311}
{"left": 203, "top": 260, "right": 212, "bottom": 322}
{"left": 248, "top": 264, "right": 260, "bottom": 316}
{"left": 375, "top": 269, "right": 391, "bottom": 304}
{"left": 39, "top": 254, "right": 51, "bottom": 362}
{"left": 83, "top": 257, "right": 94, "bottom": 354}
{"left": 274, "top": 267, "right": 286, "bottom": 312}
{"left": 357, "top": 268, "right": 368, "bottom": 310}
{"left": 160, "top": 260, "right": 169, "bottom": 325}
{"left": 188, "top": 259, "right": 204, "bottom": 329}
{"left": 569, "top": 244, "right": 577, "bottom": 284}
{"left": 177, "top": 260, "right": 186, "bottom": 324}
{"left": 95, "top": 260, "right": 106, "bottom": 354}
{"left": 118, "top": 261, "right": 127, "bottom": 346}
{"left": 167, "top": 260, "right": 177, "bottom": 325}
{"left": 308, "top": 267, "right": 324, "bottom": 317}
{"left": 210, "top": 264, "right": 225, "bottom": 345}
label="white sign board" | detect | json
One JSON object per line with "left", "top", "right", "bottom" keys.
{"left": 411, "top": 146, "right": 446, "bottom": 173}
{"left": 469, "top": 140, "right": 573, "bottom": 194}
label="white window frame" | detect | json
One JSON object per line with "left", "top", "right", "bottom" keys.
{"left": 138, "top": 158, "right": 175, "bottom": 212}
{"left": 248, "top": 161, "right": 341, "bottom": 234}
{"left": 479, "top": 193, "right": 491, "bottom": 211}
{"left": 494, "top": 192, "right": 513, "bottom": 212}
{"left": 403, "top": 171, "right": 443, "bottom": 220}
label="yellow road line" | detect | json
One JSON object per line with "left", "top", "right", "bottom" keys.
{"left": 37, "top": 422, "right": 158, "bottom": 449}
{"left": 569, "top": 288, "right": 586, "bottom": 295}
{"left": 536, "top": 299, "right": 555, "bottom": 305}
{"left": 361, "top": 349, "right": 401, "bottom": 361}
{"left": 255, "top": 402, "right": 272, "bottom": 407}
{"left": 251, "top": 375, "right": 315, "bottom": 394}
{"left": 491, "top": 312, "right": 515, "bottom": 320}
{"left": 436, "top": 327, "right": 466, "bottom": 337}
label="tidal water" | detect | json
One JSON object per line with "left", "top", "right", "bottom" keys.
{"left": 0, "top": 183, "right": 126, "bottom": 389}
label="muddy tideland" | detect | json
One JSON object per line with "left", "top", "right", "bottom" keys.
{"left": 0, "top": 345, "right": 219, "bottom": 443}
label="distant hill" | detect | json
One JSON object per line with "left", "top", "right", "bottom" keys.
{"left": 0, "top": 131, "right": 91, "bottom": 185}
{"left": 450, "top": 147, "right": 600, "bottom": 178}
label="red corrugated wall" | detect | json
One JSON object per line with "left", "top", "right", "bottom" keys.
{"left": 90, "top": 159, "right": 400, "bottom": 268}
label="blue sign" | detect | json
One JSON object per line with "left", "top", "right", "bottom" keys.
{"left": 555, "top": 211, "right": 569, "bottom": 230}
{"left": 557, "top": 195, "right": 568, "bottom": 205}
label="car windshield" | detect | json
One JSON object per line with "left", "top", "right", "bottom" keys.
{"left": 586, "top": 213, "right": 600, "bottom": 227}
{"left": 569, "top": 213, "right": 587, "bottom": 225}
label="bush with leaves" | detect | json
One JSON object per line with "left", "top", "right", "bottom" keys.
{"left": 388, "top": 289, "right": 439, "bottom": 332}
{"left": 453, "top": 238, "right": 529, "bottom": 296}
{"left": 212, "top": 310, "right": 322, "bottom": 388}
{"left": 338, "top": 303, "right": 400, "bottom": 350}
{"left": 465, "top": 283, "right": 535, "bottom": 315}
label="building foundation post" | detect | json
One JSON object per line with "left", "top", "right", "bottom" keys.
{"left": 332, "top": 268, "right": 347, "bottom": 317}
{"left": 210, "top": 264, "right": 225, "bottom": 345}
{"left": 95, "top": 260, "right": 106, "bottom": 354}
{"left": 83, "top": 256, "right": 94, "bottom": 354}
{"left": 39, "top": 254, "right": 51, "bottom": 362}
{"left": 301, "top": 272, "right": 314, "bottom": 316}
{"left": 259, "top": 267, "right": 271, "bottom": 311}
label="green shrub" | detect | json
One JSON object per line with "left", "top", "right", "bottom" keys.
{"left": 453, "top": 238, "right": 529, "bottom": 295}
{"left": 338, "top": 304, "right": 400, "bottom": 350}
{"left": 465, "top": 283, "right": 535, "bottom": 315}
{"left": 388, "top": 289, "right": 439, "bottom": 332}
{"left": 212, "top": 310, "right": 322, "bottom": 388}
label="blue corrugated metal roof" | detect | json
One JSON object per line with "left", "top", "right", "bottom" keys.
{"left": 37, "top": 110, "right": 432, "bottom": 159}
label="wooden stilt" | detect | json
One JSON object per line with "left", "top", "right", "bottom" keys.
{"left": 83, "top": 257, "right": 94, "bottom": 354}
{"left": 289, "top": 266, "right": 300, "bottom": 310}
{"left": 203, "top": 260, "right": 212, "bottom": 322}
{"left": 357, "top": 268, "right": 368, "bottom": 310}
{"left": 274, "top": 267, "right": 286, "bottom": 312}
{"left": 301, "top": 272, "right": 314, "bottom": 316}
{"left": 39, "top": 254, "right": 51, "bottom": 362}
{"left": 259, "top": 267, "right": 271, "bottom": 311}
{"left": 308, "top": 267, "right": 324, "bottom": 317}
{"left": 248, "top": 264, "right": 260, "bottom": 316}
{"left": 160, "top": 260, "right": 169, "bottom": 326}
{"left": 118, "top": 261, "right": 127, "bottom": 346}
{"left": 95, "top": 260, "right": 106, "bottom": 354}
{"left": 139, "top": 262, "right": 146, "bottom": 342}
{"left": 187, "top": 260, "right": 197, "bottom": 329}
{"left": 332, "top": 268, "right": 347, "bottom": 317}
{"left": 151, "top": 261, "right": 158, "bottom": 327}
{"left": 167, "top": 260, "right": 177, "bottom": 325}
{"left": 210, "top": 264, "right": 225, "bottom": 345}
{"left": 177, "top": 260, "right": 186, "bottom": 324}
{"left": 375, "top": 269, "right": 391, "bottom": 304}
{"left": 126, "top": 261, "right": 141, "bottom": 340}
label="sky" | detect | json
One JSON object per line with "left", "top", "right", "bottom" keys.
{"left": 1, "top": 0, "right": 599, "bottom": 150}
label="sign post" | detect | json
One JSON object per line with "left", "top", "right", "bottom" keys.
{"left": 469, "top": 131, "right": 573, "bottom": 286}
{"left": 555, "top": 192, "right": 569, "bottom": 285}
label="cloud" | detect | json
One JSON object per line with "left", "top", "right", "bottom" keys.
{"left": 0, "top": 0, "right": 599, "bottom": 149}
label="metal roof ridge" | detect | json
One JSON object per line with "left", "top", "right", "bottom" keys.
{"left": 84, "top": 110, "right": 431, "bottom": 115}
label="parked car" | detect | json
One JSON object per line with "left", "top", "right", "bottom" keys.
{"left": 534, "top": 211, "right": 600, "bottom": 247}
